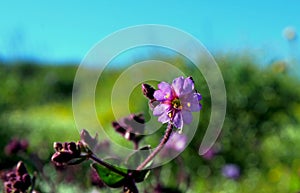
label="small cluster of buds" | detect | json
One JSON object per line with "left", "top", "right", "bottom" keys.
{"left": 3, "top": 161, "right": 32, "bottom": 193}
{"left": 112, "top": 113, "right": 145, "bottom": 147}
{"left": 51, "top": 141, "right": 89, "bottom": 166}
{"left": 4, "top": 138, "right": 28, "bottom": 156}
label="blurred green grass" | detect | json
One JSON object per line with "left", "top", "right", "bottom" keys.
{"left": 0, "top": 53, "right": 300, "bottom": 192}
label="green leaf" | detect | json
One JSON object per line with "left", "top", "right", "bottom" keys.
{"left": 91, "top": 163, "right": 127, "bottom": 188}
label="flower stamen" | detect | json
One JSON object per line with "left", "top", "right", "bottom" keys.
{"left": 172, "top": 98, "right": 182, "bottom": 110}
{"left": 165, "top": 93, "right": 170, "bottom": 99}
{"left": 168, "top": 111, "right": 173, "bottom": 118}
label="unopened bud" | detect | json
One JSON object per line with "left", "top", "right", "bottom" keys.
{"left": 16, "top": 161, "right": 27, "bottom": 176}
{"left": 22, "top": 174, "right": 32, "bottom": 188}
{"left": 68, "top": 142, "right": 77, "bottom": 153}
{"left": 54, "top": 142, "right": 63, "bottom": 151}
{"left": 142, "top": 84, "right": 156, "bottom": 100}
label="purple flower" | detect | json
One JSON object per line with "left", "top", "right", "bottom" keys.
{"left": 165, "top": 132, "right": 187, "bottom": 152}
{"left": 222, "top": 164, "right": 240, "bottom": 180}
{"left": 202, "top": 147, "right": 217, "bottom": 160}
{"left": 4, "top": 138, "right": 28, "bottom": 156}
{"left": 153, "top": 76, "right": 202, "bottom": 130}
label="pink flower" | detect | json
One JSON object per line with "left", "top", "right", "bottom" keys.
{"left": 153, "top": 76, "right": 202, "bottom": 130}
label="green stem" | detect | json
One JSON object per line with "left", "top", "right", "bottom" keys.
{"left": 90, "top": 154, "right": 127, "bottom": 177}
{"left": 136, "top": 123, "right": 173, "bottom": 171}
{"left": 29, "top": 172, "right": 36, "bottom": 193}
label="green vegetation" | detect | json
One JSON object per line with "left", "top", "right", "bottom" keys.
{"left": 0, "top": 54, "right": 300, "bottom": 192}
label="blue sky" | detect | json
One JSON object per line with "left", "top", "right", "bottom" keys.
{"left": 0, "top": 1, "right": 299, "bottom": 63}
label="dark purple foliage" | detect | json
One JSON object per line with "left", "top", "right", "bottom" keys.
{"left": 2, "top": 161, "right": 32, "bottom": 193}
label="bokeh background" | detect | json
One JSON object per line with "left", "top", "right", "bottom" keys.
{"left": 1, "top": 1, "right": 300, "bottom": 192}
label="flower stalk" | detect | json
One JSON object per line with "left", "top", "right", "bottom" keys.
{"left": 136, "top": 123, "right": 173, "bottom": 171}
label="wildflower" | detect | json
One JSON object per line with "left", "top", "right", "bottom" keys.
{"left": 3, "top": 161, "right": 32, "bottom": 193}
{"left": 222, "top": 164, "right": 240, "bottom": 180}
{"left": 152, "top": 76, "right": 202, "bottom": 131}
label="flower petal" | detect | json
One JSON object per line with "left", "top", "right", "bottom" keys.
{"left": 172, "top": 76, "right": 184, "bottom": 96}
{"left": 153, "top": 90, "right": 165, "bottom": 101}
{"left": 181, "top": 93, "right": 201, "bottom": 112}
{"left": 190, "top": 93, "right": 202, "bottom": 111}
{"left": 156, "top": 82, "right": 173, "bottom": 100}
{"left": 157, "top": 82, "right": 172, "bottom": 92}
{"left": 173, "top": 112, "right": 183, "bottom": 129}
{"left": 196, "top": 93, "right": 202, "bottom": 101}
{"left": 153, "top": 104, "right": 170, "bottom": 116}
{"left": 158, "top": 112, "right": 171, "bottom": 123}
{"left": 182, "top": 77, "right": 194, "bottom": 95}
{"left": 182, "top": 110, "right": 193, "bottom": 124}
{"left": 189, "top": 102, "right": 201, "bottom": 112}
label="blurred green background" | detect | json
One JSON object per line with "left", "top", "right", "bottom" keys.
{"left": 1, "top": 53, "right": 300, "bottom": 192}
{"left": 1, "top": 1, "right": 300, "bottom": 193}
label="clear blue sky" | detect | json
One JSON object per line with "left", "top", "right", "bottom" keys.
{"left": 0, "top": 1, "right": 299, "bottom": 63}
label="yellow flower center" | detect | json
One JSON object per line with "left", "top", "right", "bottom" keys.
{"left": 165, "top": 93, "right": 170, "bottom": 99}
{"left": 172, "top": 98, "right": 182, "bottom": 110}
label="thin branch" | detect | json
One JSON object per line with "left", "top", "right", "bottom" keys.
{"left": 136, "top": 123, "right": 173, "bottom": 171}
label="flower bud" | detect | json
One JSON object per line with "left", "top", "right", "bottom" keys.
{"left": 112, "top": 121, "right": 126, "bottom": 135}
{"left": 16, "top": 161, "right": 28, "bottom": 176}
{"left": 142, "top": 83, "right": 156, "bottom": 100}
{"left": 3, "top": 161, "right": 32, "bottom": 193}
{"left": 51, "top": 141, "right": 88, "bottom": 166}
{"left": 68, "top": 142, "right": 78, "bottom": 154}
{"left": 22, "top": 174, "right": 32, "bottom": 188}
{"left": 53, "top": 142, "right": 63, "bottom": 151}
{"left": 51, "top": 151, "right": 73, "bottom": 165}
